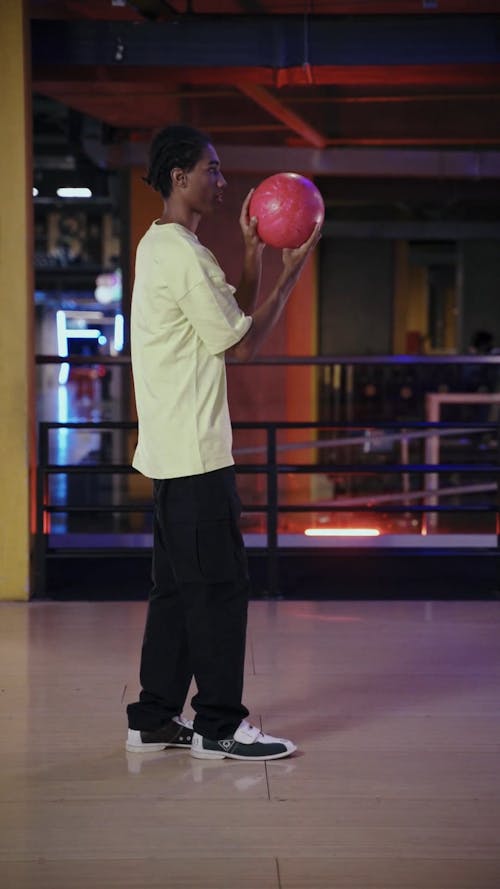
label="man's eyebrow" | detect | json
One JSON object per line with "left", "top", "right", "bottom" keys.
{"left": 207, "top": 159, "right": 220, "bottom": 167}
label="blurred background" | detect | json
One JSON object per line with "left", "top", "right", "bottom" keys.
{"left": 26, "top": 1, "right": 500, "bottom": 597}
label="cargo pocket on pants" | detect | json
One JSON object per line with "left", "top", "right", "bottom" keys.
{"left": 196, "top": 518, "right": 238, "bottom": 583}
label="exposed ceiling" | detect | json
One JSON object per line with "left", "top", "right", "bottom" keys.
{"left": 30, "top": 0, "right": 500, "bottom": 217}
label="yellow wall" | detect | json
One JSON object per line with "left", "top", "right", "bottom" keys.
{"left": 0, "top": 1, "right": 34, "bottom": 600}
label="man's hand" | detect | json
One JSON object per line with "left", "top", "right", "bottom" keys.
{"left": 282, "top": 222, "right": 322, "bottom": 276}
{"left": 240, "top": 189, "right": 265, "bottom": 257}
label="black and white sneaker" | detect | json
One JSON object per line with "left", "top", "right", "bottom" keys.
{"left": 126, "top": 715, "right": 193, "bottom": 753}
{"left": 191, "top": 721, "right": 296, "bottom": 761}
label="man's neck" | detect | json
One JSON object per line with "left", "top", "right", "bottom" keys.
{"left": 158, "top": 199, "right": 201, "bottom": 232}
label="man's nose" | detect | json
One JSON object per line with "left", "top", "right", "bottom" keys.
{"left": 218, "top": 173, "right": 227, "bottom": 188}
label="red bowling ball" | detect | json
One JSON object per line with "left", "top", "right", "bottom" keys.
{"left": 249, "top": 172, "right": 324, "bottom": 249}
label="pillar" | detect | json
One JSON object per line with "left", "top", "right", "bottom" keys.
{"left": 0, "top": 1, "right": 34, "bottom": 600}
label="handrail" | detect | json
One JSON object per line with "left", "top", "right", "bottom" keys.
{"left": 35, "top": 354, "right": 500, "bottom": 366}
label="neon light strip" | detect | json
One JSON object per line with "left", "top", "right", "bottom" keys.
{"left": 56, "top": 310, "right": 68, "bottom": 357}
{"left": 66, "top": 329, "right": 102, "bottom": 339}
{"left": 56, "top": 310, "right": 69, "bottom": 385}
{"left": 304, "top": 528, "right": 381, "bottom": 537}
{"left": 114, "top": 313, "right": 124, "bottom": 352}
{"left": 58, "top": 363, "right": 70, "bottom": 385}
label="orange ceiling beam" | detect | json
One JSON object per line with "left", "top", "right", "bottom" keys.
{"left": 33, "top": 63, "right": 500, "bottom": 91}
{"left": 236, "top": 82, "right": 327, "bottom": 149}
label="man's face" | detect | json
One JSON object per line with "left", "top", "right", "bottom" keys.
{"left": 183, "top": 144, "right": 227, "bottom": 215}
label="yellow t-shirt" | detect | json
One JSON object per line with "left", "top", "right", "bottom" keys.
{"left": 131, "top": 222, "right": 252, "bottom": 479}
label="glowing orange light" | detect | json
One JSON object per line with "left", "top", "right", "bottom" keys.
{"left": 304, "top": 528, "right": 381, "bottom": 537}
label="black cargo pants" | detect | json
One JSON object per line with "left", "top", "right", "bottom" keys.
{"left": 126, "top": 466, "right": 250, "bottom": 740}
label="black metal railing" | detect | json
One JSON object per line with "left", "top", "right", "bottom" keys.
{"left": 35, "top": 418, "right": 500, "bottom": 597}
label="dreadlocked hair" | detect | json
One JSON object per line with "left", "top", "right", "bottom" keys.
{"left": 143, "top": 124, "right": 212, "bottom": 198}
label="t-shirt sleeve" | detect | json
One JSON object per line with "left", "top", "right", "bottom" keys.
{"left": 176, "top": 265, "right": 253, "bottom": 356}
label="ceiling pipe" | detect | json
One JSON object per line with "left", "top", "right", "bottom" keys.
{"left": 81, "top": 135, "right": 500, "bottom": 178}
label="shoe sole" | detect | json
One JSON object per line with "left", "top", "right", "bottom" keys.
{"left": 125, "top": 742, "right": 191, "bottom": 753}
{"left": 190, "top": 744, "right": 296, "bottom": 761}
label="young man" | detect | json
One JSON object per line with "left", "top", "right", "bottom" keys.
{"left": 126, "top": 124, "right": 321, "bottom": 761}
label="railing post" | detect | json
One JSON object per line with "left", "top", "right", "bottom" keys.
{"left": 423, "top": 394, "right": 440, "bottom": 534}
{"left": 400, "top": 428, "right": 410, "bottom": 506}
{"left": 266, "top": 424, "right": 279, "bottom": 598}
{"left": 497, "top": 418, "right": 500, "bottom": 594}
{"left": 333, "top": 362, "right": 341, "bottom": 422}
{"left": 34, "top": 422, "right": 49, "bottom": 597}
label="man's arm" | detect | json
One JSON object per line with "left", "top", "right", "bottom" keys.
{"left": 228, "top": 223, "right": 321, "bottom": 363}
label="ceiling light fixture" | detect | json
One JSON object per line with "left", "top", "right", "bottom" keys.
{"left": 56, "top": 187, "right": 92, "bottom": 198}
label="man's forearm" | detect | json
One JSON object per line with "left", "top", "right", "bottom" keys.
{"left": 234, "top": 248, "right": 263, "bottom": 315}
{"left": 229, "top": 221, "right": 321, "bottom": 363}
{"left": 230, "top": 266, "right": 301, "bottom": 362}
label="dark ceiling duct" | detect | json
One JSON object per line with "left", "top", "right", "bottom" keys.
{"left": 126, "top": 0, "right": 184, "bottom": 21}
{"left": 31, "top": 16, "right": 500, "bottom": 69}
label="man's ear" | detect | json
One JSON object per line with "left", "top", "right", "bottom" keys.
{"left": 171, "top": 167, "right": 187, "bottom": 189}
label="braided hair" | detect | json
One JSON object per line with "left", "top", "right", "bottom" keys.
{"left": 144, "top": 124, "right": 212, "bottom": 198}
